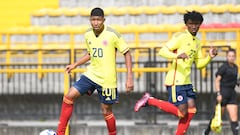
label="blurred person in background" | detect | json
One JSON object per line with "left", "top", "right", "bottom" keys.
{"left": 56, "top": 7, "right": 134, "bottom": 135}
{"left": 134, "top": 11, "right": 218, "bottom": 135}
{"left": 203, "top": 48, "right": 239, "bottom": 135}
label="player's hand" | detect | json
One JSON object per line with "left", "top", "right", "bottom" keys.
{"left": 177, "top": 53, "right": 189, "bottom": 61}
{"left": 209, "top": 47, "right": 218, "bottom": 58}
{"left": 216, "top": 94, "right": 222, "bottom": 103}
{"left": 126, "top": 78, "right": 134, "bottom": 94}
{"left": 65, "top": 64, "right": 76, "bottom": 74}
{"left": 237, "top": 78, "right": 240, "bottom": 87}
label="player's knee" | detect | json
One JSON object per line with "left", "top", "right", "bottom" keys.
{"left": 101, "top": 107, "right": 112, "bottom": 116}
{"left": 177, "top": 104, "right": 189, "bottom": 117}
{"left": 188, "top": 107, "right": 197, "bottom": 114}
{"left": 64, "top": 87, "right": 80, "bottom": 102}
{"left": 102, "top": 109, "right": 112, "bottom": 116}
{"left": 178, "top": 107, "right": 196, "bottom": 118}
{"left": 177, "top": 110, "right": 185, "bottom": 118}
{"left": 63, "top": 96, "right": 74, "bottom": 105}
{"left": 178, "top": 108, "right": 188, "bottom": 117}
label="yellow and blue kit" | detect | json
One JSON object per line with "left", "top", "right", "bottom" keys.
{"left": 83, "top": 26, "right": 129, "bottom": 88}
{"left": 73, "top": 26, "right": 129, "bottom": 104}
{"left": 159, "top": 30, "right": 211, "bottom": 86}
{"left": 159, "top": 30, "right": 212, "bottom": 105}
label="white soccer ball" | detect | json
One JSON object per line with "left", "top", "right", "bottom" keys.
{"left": 39, "top": 129, "right": 56, "bottom": 135}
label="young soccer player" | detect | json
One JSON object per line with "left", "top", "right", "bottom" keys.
{"left": 203, "top": 49, "right": 239, "bottom": 135}
{"left": 56, "top": 7, "right": 134, "bottom": 135}
{"left": 134, "top": 11, "right": 217, "bottom": 135}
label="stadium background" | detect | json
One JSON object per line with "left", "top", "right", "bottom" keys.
{"left": 0, "top": 0, "right": 240, "bottom": 134}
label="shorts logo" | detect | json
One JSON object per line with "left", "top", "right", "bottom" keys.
{"left": 105, "top": 97, "right": 111, "bottom": 101}
{"left": 177, "top": 95, "right": 183, "bottom": 101}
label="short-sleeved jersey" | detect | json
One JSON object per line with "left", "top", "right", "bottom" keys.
{"left": 216, "top": 62, "right": 238, "bottom": 89}
{"left": 159, "top": 30, "right": 211, "bottom": 86}
{"left": 83, "top": 26, "right": 129, "bottom": 88}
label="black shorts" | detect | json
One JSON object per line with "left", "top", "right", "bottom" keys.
{"left": 220, "top": 88, "right": 237, "bottom": 106}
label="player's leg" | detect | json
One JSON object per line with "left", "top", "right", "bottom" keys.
{"left": 175, "top": 85, "right": 196, "bottom": 135}
{"left": 57, "top": 87, "right": 80, "bottom": 135}
{"left": 227, "top": 104, "right": 239, "bottom": 135}
{"left": 176, "top": 99, "right": 196, "bottom": 135}
{"left": 98, "top": 87, "right": 119, "bottom": 135}
{"left": 101, "top": 103, "right": 116, "bottom": 135}
{"left": 134, "top": 86, "right": 185, "bottom": 118}
{"left": 57, "top": 75, "right": 95, "bottom": 135}
{"left": 227, "top": 91, "right": 239, "bottom": 135}
{"left": 147, "top": 96, "right": 184, "bottom": 118}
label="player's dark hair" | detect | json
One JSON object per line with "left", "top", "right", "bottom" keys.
{"left": 227, "top": 48, "right": 236, "bottom": 54}
{"left": 184, "top": 11, "right": 203, "bottom": 24}
{"left": 91, "top": 7, "right": 104, "bottom": 17}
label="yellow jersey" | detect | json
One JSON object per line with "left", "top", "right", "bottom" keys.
{"left": 159, "top": 30, "right": 211, "bottom": 86}
{"left": 83, "top": 26, "right": 129, "bottom": 88}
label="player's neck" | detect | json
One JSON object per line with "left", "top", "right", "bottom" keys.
{"left": 93, "top": 25, "right": 104, "bottom": 37}
{"left": 228, "top": 61, "right": 235, "bottom": 67}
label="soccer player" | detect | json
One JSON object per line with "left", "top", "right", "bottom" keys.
{"left": 56, "top": 7, "right": 134, "bottom": 135}
{"left": 203, "top": 48, "right": 239, "bottom": 135}
{"left": 134, "top": 11, "right": 217, "bottom": 135}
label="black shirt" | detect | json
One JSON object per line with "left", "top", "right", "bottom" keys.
{"left": 216, "top": 62, "right": 238, "bottom": 89}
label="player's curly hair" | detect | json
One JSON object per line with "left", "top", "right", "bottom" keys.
{"left": 184, "top": 11, "right": 203, "bottom": 24}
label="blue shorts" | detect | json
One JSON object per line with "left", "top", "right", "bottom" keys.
{"left": 73, "top": 75, "right": 119, "bottom": 104}
{"left": 167, "top": 84, "right": 196, "bottom": 106}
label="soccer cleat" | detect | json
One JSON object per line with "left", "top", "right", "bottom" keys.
{"left": 134, "top": 92, "right": 150, "bottom": 112}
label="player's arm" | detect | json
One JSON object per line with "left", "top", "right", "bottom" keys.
{"left": 215, "top": 75, "right": 221, "bottom": 92}
{"left": 194, "top": 49, "right": 211, "bottom": 69}
{"left": 159, "top": 34, "right": 181, "bottom": 59}
{"left": 160, "top": 46, "right": 189, "bottom": 60}
{"left": 65, "top": 53, "right": 90, "bottom": 73}
{"left": 114, "top": 31, "right": 134, "bottom": 92}
{"left": 159, "top": 46, "right": 178, "bottom": 59}
{"left": 237, "top": 77, "right": 240, "bottom": 86}
{"left": 215, "top": 75, "right": 222, "bottom": 103}
{"left": 215, "top": 64, "right": 225, "bottom": 102}
{"left": 194, "top": 47, "right": 217, "bottom": 69}
{"left": 124, "top": 50, "right": 134, "bottom": 93}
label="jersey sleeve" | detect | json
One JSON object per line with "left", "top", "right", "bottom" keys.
{"left": 194, "top": 46, "right": 211, "bottom": 69}
{"left": 115, "top": 35, "right": 129, "bottom": 54}
{"left": 84, "top": 28, "right": 93, "bottom": 53}
{"left": 158, "top": 33, "right": 181, "bottom": 59}
{"left": 215, "top": 64, "right": 226, "bottom": 77}
{"left": 85, "top": 38, "right": 90, "bottom": 53}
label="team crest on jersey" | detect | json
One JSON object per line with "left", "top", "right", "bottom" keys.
{"left": 102, "top": 40, "right": 108, "bottom": 46}
{"left": 177, "top": 95, "right": 183, "bottom": 101}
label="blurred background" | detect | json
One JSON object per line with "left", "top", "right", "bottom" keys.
{"left": 0, "top": 0, "right": 240, "bottom": 134}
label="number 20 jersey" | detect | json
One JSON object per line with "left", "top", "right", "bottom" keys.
{"left": 83, "top": 26, "right": 129, "bottom": 88}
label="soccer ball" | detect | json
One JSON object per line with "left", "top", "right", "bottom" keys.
{"left": 39, "top": 129, "right": 56, "bottom": 135}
